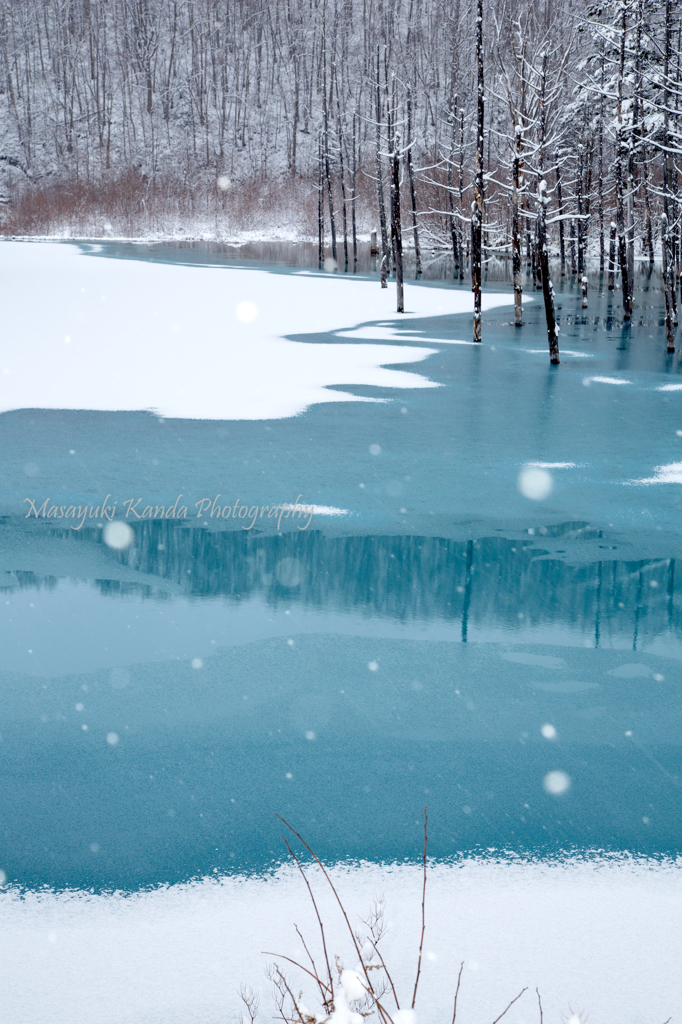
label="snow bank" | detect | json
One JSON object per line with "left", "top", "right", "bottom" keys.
{"left": 0, "top": 856, "right": 678, "bottom": 1024}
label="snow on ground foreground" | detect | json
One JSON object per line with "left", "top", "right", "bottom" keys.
{"left": 0, "top": 241, "right": 513, "bottom": 421}
{"left": 1, "top": 856, "right": 679, "bottom": 1024}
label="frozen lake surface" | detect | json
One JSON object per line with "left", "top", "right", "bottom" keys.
{"left": 0, "top": 240, "right": 681, "bottom": 1023}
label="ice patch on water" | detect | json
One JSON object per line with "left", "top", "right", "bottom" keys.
{"left": 584, "top": 376, "right": 631, "bottom": 385}
{"left": 526, "top": 461, "right": 581, "bottom": 469}
{"left": 523, "top": 349, "right": 593, "bottom": 358}
{"left": 635, "top": 462, "right": 682, "bottom": 484}
{"left": 307, "top": 506, "right": 351, "bottom": 516}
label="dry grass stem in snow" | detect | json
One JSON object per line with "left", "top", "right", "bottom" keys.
{"left": 247, "top": 812, "right": 530, "bottom": 1024}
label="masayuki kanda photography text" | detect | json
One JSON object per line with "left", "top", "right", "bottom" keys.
{"left": 24, "top": 494, "right": 316, "bottom": 530}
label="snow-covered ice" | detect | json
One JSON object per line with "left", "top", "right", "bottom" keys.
{"left": 0, "top": 241, "right": 516, "bottom": 421}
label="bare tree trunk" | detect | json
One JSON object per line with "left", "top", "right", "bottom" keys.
{"left": 538, "top": 180, "right": 560, "bottom": 364}
{"left": 663, "top": 0, "right": 678, "bottom": 321}
{"left": 351, "top": 111, "right": 358, "bottom": 269}
{"left": 577, "top": 137, "right": 588, "bottom": 308}
{"left": 598, "top": 67, "right": 605, "bottom": 274}
{"left": 641, "top": 136, "right": 655, "bottom": 266}
{"left": 458, "top": 107, "right": 465, "bottom": 280}
{"left": 616, "top": 4, "right": 632, "bottom": 319}
{"left": 471, "top": 0, "right": 484, "bottom": 343}
{"left": 336, "top": 106, "right": 349, "bottom": 269}
{"left": 448, "top": 113, "right": 460, "bottom": 276}
{"left": 608, "top": 222, "right": 617, "bottom": 290}
{"left": 532, "top": 221, "right": 542, "bottom": 290}
{"left": 318, "top": 133, "right": 324, "bottom": 268}
{"left": 375, "top": 47, "right": 389, "bottom": 283}
{"left": 512, "top": 128, "right": 523, "bottom": 325}
{"left": 536, "top": 54, "right": 559, "bottom": 364}
{"left": 322, "top": 33, "right": 337, "bottom": 266}
{"left": 387, "top": 73, "right": 397, "bottom": 276}
{"left": 393, "top": 132, "right": 404, "bottom": 312}
{"left": 662, "top": 213, "right": 676, "bottom": 352}
{"left": 407, "top": 87, "right": 422, "bottom": 277}
{"left": 556, "top": 158, "right": 566, "bottom": 276}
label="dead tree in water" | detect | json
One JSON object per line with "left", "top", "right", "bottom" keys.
{"left": 607, "top": 221, "right": 617, "bottom": 290}
{"left": 661, "top": 0, "right": 678, "bottom": 320}
{"left": 512, "top": 127, "right": 524, "bottom": 325}
{"left": 615, "top": 3, "right": 632, "bottom": 318}
{"left": 598, "top": 64, "right": 606, "bottom": 274}
{"left": 539, "top": 180, "right": 560, "bottom": 363}
{"left": 536, "top": 53, "right": 560, "bottom": 364}
{"left": 662, "top": 214, "right": 676, "bottom": 352}
{"left": 576, "top": 122, "right": 590, "bottom": 309}
{"left": 471, "top": 0, "right": 485, "bottom": 343}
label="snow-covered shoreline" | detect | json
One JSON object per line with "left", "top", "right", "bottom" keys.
{"left": 1, "top": 855, "right": 679, "bottom": 1024}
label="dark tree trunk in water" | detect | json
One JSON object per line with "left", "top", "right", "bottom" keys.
{"left": 615, "top": 4, "right": 632, "bottom": 318}
{"left": 608, "top": 222, "right": 617, "bottom": 290}
{"left": 536, "top": 55, "right": 558, "bottom": 364}
{"left": 472, "top": 0, "right": 484, "bottom": 343}
{"left": 538, "top": 181, "right": 560, "bottom": 364}
{"left": 393, "top": 133, "right": 404, "bottom": 313}
{"left": 662, "top": 214, "right": 676, "bottom": 352}
{"left": 577, "top": 139, "right": 588, "bottom": 308}
{"left": 662, "top": 0, "right": 678, "bottom": 322}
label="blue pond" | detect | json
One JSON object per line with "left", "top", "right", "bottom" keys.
{"left": 1, "top": 242, "right": 681, "bottom": 891}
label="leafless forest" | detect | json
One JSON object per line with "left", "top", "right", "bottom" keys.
{"left": 0, "top": 0, "right": 680, "bottom": 291}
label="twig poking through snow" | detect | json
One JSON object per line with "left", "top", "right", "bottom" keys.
{"left": 410, "top": 808, "right": 428, "bottom": 1009}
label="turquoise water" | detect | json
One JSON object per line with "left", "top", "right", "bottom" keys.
{"left": 1, "top": 244, "right": 681, "bottom": 890}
